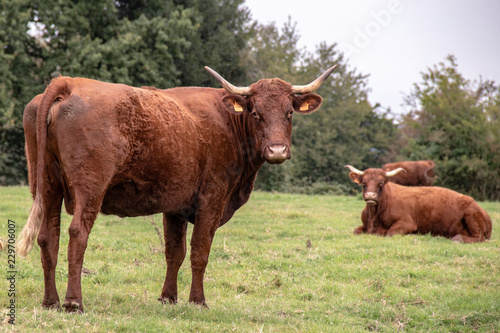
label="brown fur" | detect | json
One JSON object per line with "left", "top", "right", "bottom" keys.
{"left": 382, "top": 160, "right": 435, "bottom": 186}
{"left": 348, "top": 167, "right": 492, "bottom": 243}
{"left": 19, "top": 75, "right": 326, "bottom": 312}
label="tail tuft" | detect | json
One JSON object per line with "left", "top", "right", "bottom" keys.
{"left": 17, "top": 196, "right": 44, "bottom": 257}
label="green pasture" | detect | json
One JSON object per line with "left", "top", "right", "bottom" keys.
{"left": 0, "top": 187, "right": 499, "bottom": 332}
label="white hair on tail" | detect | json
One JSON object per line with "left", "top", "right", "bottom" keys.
{"left": 17, "top": 196, "right": 44, "bottom": 257}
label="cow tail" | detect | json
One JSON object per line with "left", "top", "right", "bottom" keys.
{"left": 17, "top": 193, "right": 44, "bottom": 257}
{"left": 17, "top": 77, "right": 71, "bottom": 257}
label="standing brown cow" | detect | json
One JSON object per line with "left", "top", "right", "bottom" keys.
{"left": 382, "top": 160, "right": 435, "bottom": 186}
{"left": 17, "top": 65, "right": 337, "bottom": 312}
{"left": 345, "top": 165, "right": 491, "bottom": 243}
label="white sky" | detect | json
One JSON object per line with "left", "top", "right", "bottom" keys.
{"left": 244, "top": 0, "right": 500, "bottom": 115}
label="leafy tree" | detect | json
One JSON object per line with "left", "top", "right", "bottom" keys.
{"left": 112, "top": 0, "right": 251, "bottom": 86}
{"left": 29, "top": 0, "right": 197, "bottom": 87}
{"left": 0, "top": 0, "right": 38, "bottom": 184}
{"left": 400, "top": 55, "right": 500, "bottom": 200}
{"left": 173, "top": 0, "right": 251, "bottom": 86}
{"left": 240, "top": 17, "right": 302, "bottom": 83}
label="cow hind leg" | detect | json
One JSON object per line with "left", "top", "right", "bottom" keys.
{"left": 452, "top": 209, "right": 491, "bottom": 243}
{"left": 37, "top": 170, "right": 64, "bottom": 309}
{"left": 62, "top": 192, "right": 104, "bottom": 313}
{"left": 159, "top": 214, "right": 188, "bottom": 304}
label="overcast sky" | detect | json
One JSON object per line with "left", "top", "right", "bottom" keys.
{"left": 244, "top": 0, "right": 500, "bottom": 115}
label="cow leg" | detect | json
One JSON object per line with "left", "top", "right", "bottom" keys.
{"left": 451, "top": 208, "right": 490, "bottom": 243}
{"left": 353, "top": 225, "right": 366, "bottom": 234}
{"left": 62, "top": 194, "right": 102, "bottom": 313}
{"left": 188, "top": 202, "right": 224, "bottom": 307}
{"left": 159, "top": 214, "right": 188, "bottom": 304}
{"left": 386, "top": 220, "right": 418, "bottom": 236}
{"left": 37, "top": 175, "right": 63, "bottom": 309}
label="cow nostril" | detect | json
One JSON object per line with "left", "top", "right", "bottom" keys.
{"left": 264, "top": 144, "right": 290, "bottom": 164}
{"left": 268, "top": 145, "right": 287, "bottom": 155}
{"left": 365, "top": 192, "right": 377, "bottom": 199}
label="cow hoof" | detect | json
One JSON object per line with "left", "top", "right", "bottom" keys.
{"left": 62, "top": 300, "right": 83, "bottom": 313}
{"left": 158, "top": 297, "right": 177, "bottom": 305}
{"left": 451, "top": 235, "right": 464, "bottom": 243}
{"left": 189, "top": 299, "right": 209, "bottom": 308}
{"left": 353, "top": 228, "right": 365, "bottom": 235}
{"left": 42, "top": 300, "right": 61, "bottom": 310}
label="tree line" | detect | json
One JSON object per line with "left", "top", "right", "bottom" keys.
{"left": 1, "top": 0, "right": 499, "bottom": 200}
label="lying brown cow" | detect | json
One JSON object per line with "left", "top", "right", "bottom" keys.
{"left": 345, "top": 165, "right": 492, "bottom": 243}
{"left": 17, "top": 65, "right": 337, "bottom": 312}
{"left": 382, "top": 160, "right": 435, "bottom": 186}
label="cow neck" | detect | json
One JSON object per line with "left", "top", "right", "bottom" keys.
{"left": 366, "top": 183, "right": 391, "bottom": 232}
{"left": 227, "top": 110, "right": 264, "bottom": 180}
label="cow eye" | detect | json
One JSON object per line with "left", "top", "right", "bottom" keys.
{"left": 250, "top": 111, "right": 261, "bottom": 121}
{"left": 287, "top": 110, "right": 293, "bottom": 118}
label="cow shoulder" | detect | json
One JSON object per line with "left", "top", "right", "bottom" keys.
{"left": 382, "top": 183, "right": 415, "bottom": 222}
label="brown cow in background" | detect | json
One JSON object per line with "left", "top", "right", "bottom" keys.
{"left": 382, "top": 160, "right": 435, "bottom": 186}
{"left": 17, "top": 65, "right": 337, "bottom": 312}
{"left": 345, "top": 165, "right": 492, "bottom": 243}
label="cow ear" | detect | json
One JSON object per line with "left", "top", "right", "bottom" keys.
{"left": 293, "top": 94, "right": 323, "bottom": 114}
{"left": 349, "top": 172, "right": 363, "bottom": 184}
{"left": 222, "top": 94, "right": 248, "bottom": 115}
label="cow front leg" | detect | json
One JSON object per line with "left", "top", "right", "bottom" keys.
{"left": 386, "top": 219, "right": 417, "bottom": 236}
{"left": 159, "top": 214, "right": 188, "bottom": 304}
{"left": 188, "top": 207, "right": 222, "bottom": 307}
{"left": 353, "top": 225, "right": 366, "bottom": 234}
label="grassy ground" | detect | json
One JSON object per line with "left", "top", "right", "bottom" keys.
{"left": 0, "top": 186, "right": 499, "bottom": 332}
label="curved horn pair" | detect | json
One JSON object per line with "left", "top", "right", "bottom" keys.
{"left": 204, "top": 65, "right": 338, "bottom": 96}
{"left": 344, "top": 165, "right": 406, "bottom": 177}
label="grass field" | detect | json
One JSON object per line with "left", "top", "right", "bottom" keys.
{"left": 0, "top": 186, "right": 499, "bottom": 332}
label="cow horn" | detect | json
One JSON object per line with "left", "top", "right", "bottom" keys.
{"left": 291, "top": 64, "right": 338, "bottom": 94}
{"left": 205, "top": 66, "right": 251, "bottom": 96}
{"left": 385, "top": 168, "right": 406, "bottom": 177}
{"left": 344, "top": 165, "right": 364, "bottom": 175}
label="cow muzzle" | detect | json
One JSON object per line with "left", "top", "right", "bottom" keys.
{"left": 364, "top": 192, "right": 378, "bottom": 206}
{"left": 263, "top": 144, "right": 291, "bottom": 164}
